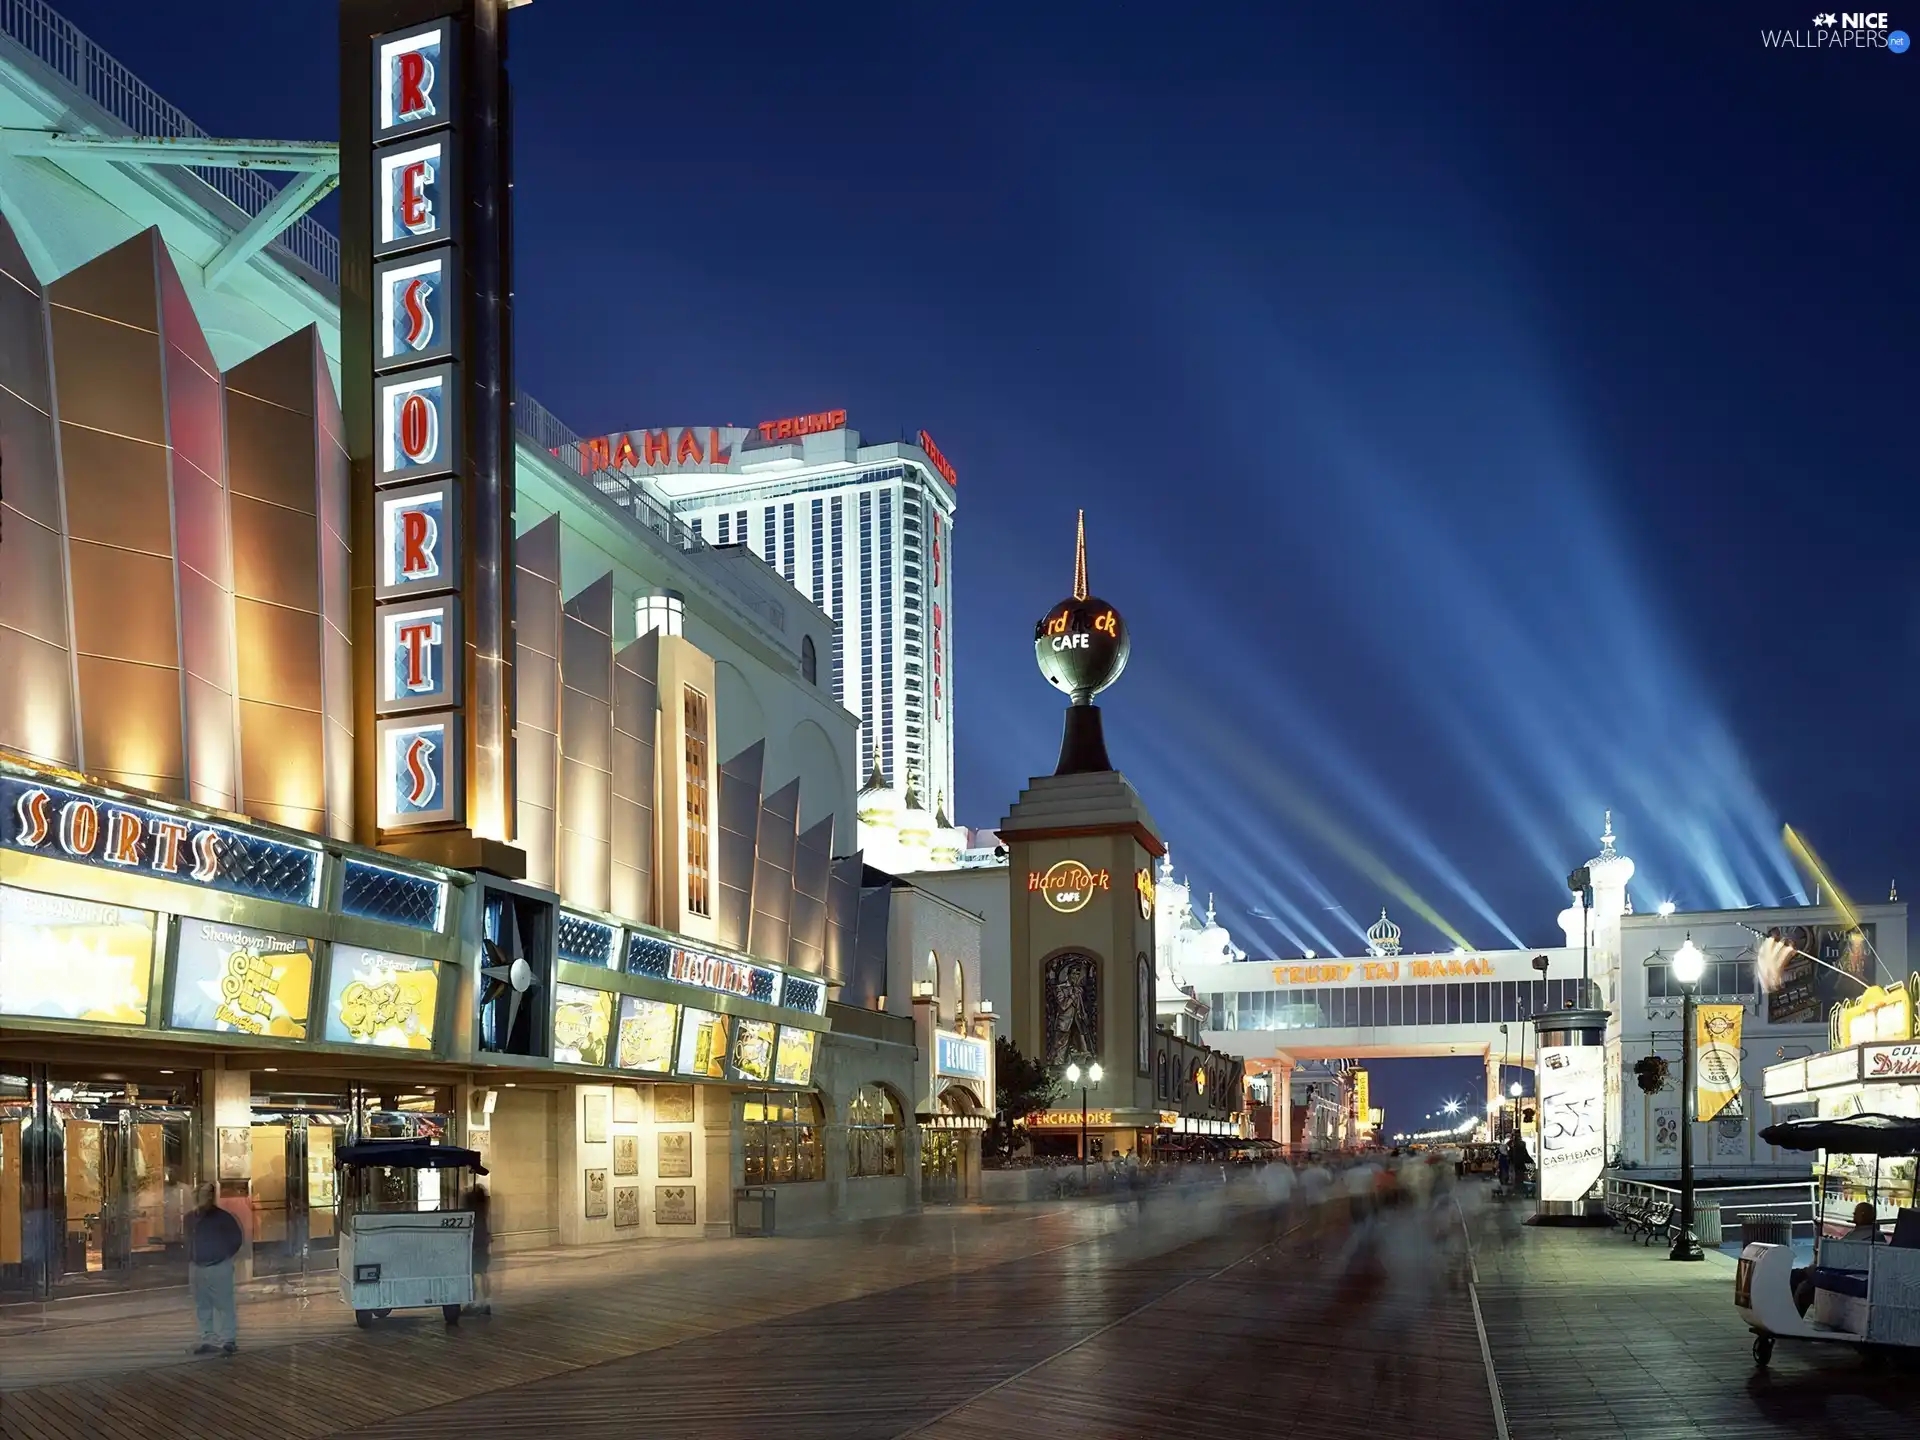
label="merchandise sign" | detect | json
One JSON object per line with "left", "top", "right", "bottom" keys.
{"left": 3, "top": 771, "right": 322, "bottom": 908}
{"left": 345, "top": 0, "right": 517, "bottom": 859}
{"left": 1537, "top": 1045, "right": 1605, "bottom": 1203}
{"left": 1696, "top": 1003, "right": 1745, "bottom": 1123}
{"left": 935, "top": 1030, "right": 988, "bottom": 1081}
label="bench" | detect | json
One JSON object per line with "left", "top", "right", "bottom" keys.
{"left": 1638, "top": 1202, "right": 1675, "bottom": 1245}
{"left": 1613, "top": 1197, "right": 1651, "bottom": 1237}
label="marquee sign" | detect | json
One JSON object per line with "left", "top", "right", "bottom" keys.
{"left": 935, "top": 1030, "right": 989, "bottom": 1081}
{"left": 1269, "top": 955, "right": 1496, "bottom": 985}
{"left": 3, "top": 772, "right": 322, "bottom": 908}
{"left": 345, "top": 0, "right": 517, "bottom": 865}
{"left": 1865, "top": 1043, "right": 1920, "bottom": 1079}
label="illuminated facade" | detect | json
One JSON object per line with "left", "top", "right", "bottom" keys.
{"left": 0, "top": 0, "right": 923, "bottom": 1299}
{"left": 572, "top": 416, "right": 960, "bottom": 831}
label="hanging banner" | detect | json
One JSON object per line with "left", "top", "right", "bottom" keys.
{"left": 1537, "top": 1045, "right": 1604, "bottom": 1202}
{"left": 1697, "top": 1003, "right": 1744, "bottom": 1122}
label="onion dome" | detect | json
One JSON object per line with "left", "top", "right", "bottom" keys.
{"left": 857, "top": 759, "right": 902, "bottom": 824}
{"left": 1586, "top": 810, "right": 1636, "bottom": 890}
{"left": 1366, "top": 907, "right": 1402, "bottom": 957}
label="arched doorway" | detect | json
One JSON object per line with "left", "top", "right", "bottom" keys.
{"left": 921, "top": 1086, "right": 985, "bottom": 1205}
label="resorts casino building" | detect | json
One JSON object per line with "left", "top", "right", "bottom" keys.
{"left": 0, "top": 0, "right": 989, "bottom": 1301}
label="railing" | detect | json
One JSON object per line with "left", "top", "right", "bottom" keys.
{"left": 1605, "top": 1176, "right": 1817, "bottom": 1236}
{"left": 6, "top": 0, "right": 800, "bottom": 646}
{"left": 0, "top": 0, "right": 340, "bottom": 282}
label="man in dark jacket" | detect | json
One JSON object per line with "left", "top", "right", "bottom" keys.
{"left": 186, "top": 1183, "right": 243, "bottom": 1354}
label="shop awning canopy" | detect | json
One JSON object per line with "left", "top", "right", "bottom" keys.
{"left": 1758, "top": 1112, "right": 1920, "bottom": 1158}
{"left": 336, "top": 1141, "right": 488, "bottom": 1173}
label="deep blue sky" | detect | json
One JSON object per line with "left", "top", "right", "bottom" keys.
{"left": 48, "top": 2, "right": 1917, "bottom": 1120}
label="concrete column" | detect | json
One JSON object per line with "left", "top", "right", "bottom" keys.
{"left": 202, "top": 1064, "right": 253, "bottom": 1280}
{"left": 700, "top": 1084, "right": 734, "bottom": 1238}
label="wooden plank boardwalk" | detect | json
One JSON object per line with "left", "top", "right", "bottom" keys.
{"left": 1473, "top": 1204, "right": 1920, "bottom": 1440}
{"left": 1, "top": 1186, "right": 1500, "bottom": 1440}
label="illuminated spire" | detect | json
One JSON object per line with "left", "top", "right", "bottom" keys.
{"left": 1072, "top": 509, "right": 1088, "bottom": 601}
{"left": 1599, "top": 809, "right": 1616, "bottom": 857}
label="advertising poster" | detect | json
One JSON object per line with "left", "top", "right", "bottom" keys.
{"left": 615, "top": 996, "right": 678, "bottom": 1073}
{"left": 676, "top": 1007, "right": 729, "bottom": 1079}
{"left": 1652, "top": 1103, "right": 1680, "bottom": 1159}
{"left": 324, "top": 946, "right": 439, "bottom": 1049}
{"left": 553, "top": 984, "right": 614, "bottom": 1067}
{"left": 1696, "top": 1003, "right": 1744, "bottom": 1122}
{"left": 774, "top": 1027, "right": 818, "bottom": 1086}
{"left": 170, "top": 920, "right": 315, "bottom": 1038}
{"left": 1765, "top": 923, "right": 1877, "bottom": 1024}
{"left": 1538, "top": 1045, "right": 1605, "bottom": 1202}
{"left": 0, "top": 885, "right": 156, "bottom": 1024}
{"left": 732, "top": 1019, "right": 775, "bottom": 1083}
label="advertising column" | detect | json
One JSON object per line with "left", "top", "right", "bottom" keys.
{"left": 341, "top": 0, "right": 521, "bottom": 876}
{"left": 1531, "top": 1007, "right": 1610, "bottom": 1225}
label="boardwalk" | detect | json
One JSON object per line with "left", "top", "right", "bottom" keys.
{"left": 0, "top": 1184, "right": 1495, "bottom": 1440}
{"left": 1476, "top": 1212, "right": 1920, "bottom": 1440}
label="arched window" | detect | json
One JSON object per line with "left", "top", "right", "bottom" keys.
{"left": 954, "top": 960, "right": 966, "bottom": 1026}
{"left": 800, "top": 634, "right": 818, "bottom": 685}
{"left": 847, "top": 1084, "right": 904, "bottom": 1177}
{"left": 742, "top": 1091, "right": 824, "bottom": 1183}
{"left": 1156, "top": 1050, "right": 1170, "bottom": 1100}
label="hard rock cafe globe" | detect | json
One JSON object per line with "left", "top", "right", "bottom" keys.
{"left": 1034, "top": 596, "right": 1129, "bottom": 704}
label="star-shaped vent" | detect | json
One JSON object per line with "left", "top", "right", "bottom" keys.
{"left": 480, "top": 896, "right": 540, "bottom": 1053}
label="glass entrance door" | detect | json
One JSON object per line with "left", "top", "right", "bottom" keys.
{"left": 250, "top": 1089, "right": 351, "bottom": 1278}
{"left": 921, "top": 1131, "right": 961, "bottom": 1205}
{"left": 49, "top": 1080, "right": 195, "bottom": 1293}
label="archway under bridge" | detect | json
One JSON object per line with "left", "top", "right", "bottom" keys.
{"left": 1234, "top": 1039, "right": 1540, "bottom": 1152}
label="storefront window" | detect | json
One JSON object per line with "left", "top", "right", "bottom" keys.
{"left": 741, "top": 1091, "right": 823, "bottom": 1184}
{"left": 846, "top": 1085, "right": 903, "bottom": 1178}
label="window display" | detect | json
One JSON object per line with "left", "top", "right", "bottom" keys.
{"left": 0, "top": 885, "right": 156, "bottom": 1025}
{"left": 552, "top": 984, "right": 614, "bottom": 1066}
{"left": 169, "top": 919, "right": 315, "bottom": 1038}
{"left": 323, "top": 945, "right": 440, "bottom": 1049}
{"left": 676, "top": 1007, "right": 729, "bottom": 1078}
{"left": 742, "top": 1090, "right": 824, "bottom": 1184}
{"left": 773, "top": 1026, "right": 818, "bottom": 1087}
{"left": 732, "top": 1019, "right": 776, "bottom": 1083}
{"left": 615, "top": 996, "right": 678, "bottom": 1072}
{"left": 846, "top": 1084, "right": 903, "bottom": 1177}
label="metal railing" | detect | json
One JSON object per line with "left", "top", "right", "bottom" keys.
{"left": 1604, "top": 1176, "right": 1817, "bottom": 1236}
{"left": 1, "top": 0, "right": 340, "bottom": 282}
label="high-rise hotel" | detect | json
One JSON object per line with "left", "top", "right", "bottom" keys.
{"left": 574, "top": 413, "right": 960, "bottom": 822}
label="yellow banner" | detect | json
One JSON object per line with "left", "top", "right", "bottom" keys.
{"left": 1352, "top": 1069, "right": 1370, "bottom": 1131}
{"left": 1697, "top": 1004, "right": 1743, "bottom": 1122}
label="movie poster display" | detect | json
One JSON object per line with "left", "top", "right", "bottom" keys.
{"left": 170, "top": 920, "right": 315, "bottom": 1038}
{"left": 677, "top": 1008, "right": 730, "bottom": 1079}
{"left": 0, "top": 885, "right": 156, "bottom": 1025}
{"left": 324, "top": 945, "right": 440, "bottom": 1049}
{"left": 773, "top": 1027, "right": 818, "bottom": 1086}
{"left": 615, "top": 996, "right": 678, "bottom": 1073}
{"left": 553, "top": 984, "right": 614, "bottom": 1066}
{"left": 731, "top": 1019, "right": 776, "bottom": 1082}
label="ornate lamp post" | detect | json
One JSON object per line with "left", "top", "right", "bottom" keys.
{"left": 1065, "top": 1060, "right": 1103, "bottom": 1180}
{"left": 1669, "top": 935, "right": 1707, "bottom": 1262}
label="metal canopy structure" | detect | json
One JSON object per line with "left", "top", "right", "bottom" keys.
{"left": 0, "top": 128, "right": 340, "bottom": 289}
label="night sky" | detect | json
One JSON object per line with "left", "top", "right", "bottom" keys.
{"left": 45, "top": 2, "right": 1917, "bottom": 1125}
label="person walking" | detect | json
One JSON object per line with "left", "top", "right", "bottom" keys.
{"left": 186, "top": 1183, "right": 243, "bottom": 1355}
{"left": 466, "top": 1184, "right": 493, "bottom": 1315}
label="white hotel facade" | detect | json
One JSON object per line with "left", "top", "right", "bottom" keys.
{"left": 575, "top": 416, "right": 960, "bottom": 824}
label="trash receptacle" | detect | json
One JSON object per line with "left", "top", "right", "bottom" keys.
{"left": 734, "top": 1186, "right": 776, "bottom": 1236}
{"left": 1738, "top": 1212, "right": 1794, "bottom": 1247}
{"left": 1696, "top": 1203, "right": 1722, "bottom": 1246}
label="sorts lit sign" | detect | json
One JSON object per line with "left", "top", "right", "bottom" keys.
{"left": 626, "top": 932, "right": 793, "bottom": 1008}
{"left": 759, "top": 409, "right": 846, "bottom": 442}
{"left": 0, "top": 884, "right": 156, "bottom": 1025}
{"left": 3, "top": 772, "right": 322, "bottom": 908}
{"left": 375, "top": 252, "right": 454, "bottom": 369}
{"left": 1029, "top": 860, "right": 1111, "bottom": 913}
{"left": 169, "top": 920, "right": 315, "bottom": 1039}
{"left": 935, "top": 1031, "right": 988, "bottom": 1081}
{"left": 325, "top": 945, "right": 440, "bottom": 1050}
{"left": 917, "top": 429, "right": 957, "bottom": 487}
{"left": 378, "top": 481, "right": 459, "bottom": 596}
{"left": 377, "top": 714, "right": 463, "bottom": 828}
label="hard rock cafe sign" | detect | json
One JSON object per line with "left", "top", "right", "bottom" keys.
{"left": 1135, "top": 867, "right": 1155, "bottom": 920}
{"left": 1029, "top": 860, "right": 1110, "bottom": 914}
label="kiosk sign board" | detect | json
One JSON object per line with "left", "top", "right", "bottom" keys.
{"left": 1537, "top": 1045, "right": 1605, "bottom": 1203}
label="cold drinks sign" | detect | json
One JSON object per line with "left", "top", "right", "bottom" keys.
{"left": 343, "top": 0, "right": 518, "bottom": 866}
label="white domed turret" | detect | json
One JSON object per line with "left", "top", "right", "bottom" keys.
{"left": 1587, "top": 810, "right": 1635, "bottom": 897}
{"left": 1366, "top": 906, "right": 1402, "bottom": 957}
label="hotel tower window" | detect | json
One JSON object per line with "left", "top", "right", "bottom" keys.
{"left": 742, "top": 1091, "right": 824, "bottom": 1183}
{"left": 845, "top": 1084, "right": 904, "bottom": 1178}
{"left": 683, "top": 688, "right": 711, "bottom": 917}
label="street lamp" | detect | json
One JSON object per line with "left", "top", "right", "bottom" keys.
{"left": 1669, "top": 935, "right": 1707, "bottom": 1262}
{"left": 1064, "top": 1060, "right": 1103, "bottom": 1180}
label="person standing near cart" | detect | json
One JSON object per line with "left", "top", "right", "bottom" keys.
{"left": 186, "top": 1183, "right": 243, "bottom": 1355}
{"left": 466, "top": 1184, "right": 493, "bottom": 1315}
